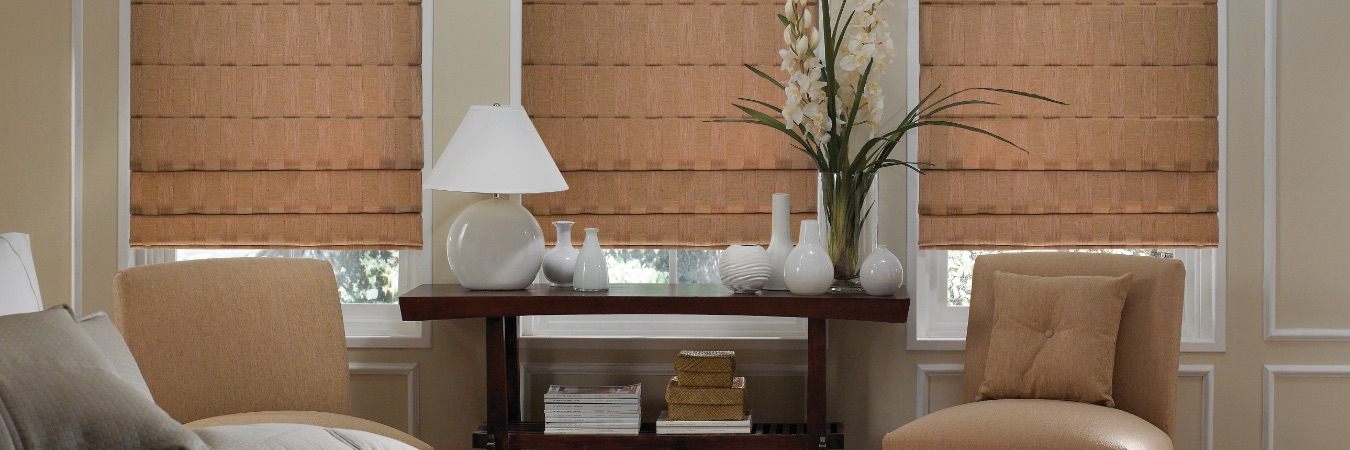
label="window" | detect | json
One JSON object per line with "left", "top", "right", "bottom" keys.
{"left": 172, "top": 250, "right": 401, "bottom": 304}
{"left": 904, "top": 0, "right": 1225, "bottom": 352}
{"left": 121, "top": 0, "right": 433, "bottom": 348}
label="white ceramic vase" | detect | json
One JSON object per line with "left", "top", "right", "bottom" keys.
{"left": 573, "top": 228, "right": 609, "bottom": 291}
{"left": 764, "top": 193, "right": 793, "bottom": 291}
{"left": 783, "top": 220, "right": 832, "bottom": 295}
{"left": 445, "top": 197, "right": 544, "bottom": 290}
{"left": 859, "top": 244, "right": 903, "bottom": 297}
{"left": 718, "top": 245, "right": 772, "bottom": 294}
{"left": 542, "top": 221, "right": 579, "bottom": 287}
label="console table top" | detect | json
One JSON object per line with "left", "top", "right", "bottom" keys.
{"left": 399, "top": 283, "right": 909, "bottom": 323}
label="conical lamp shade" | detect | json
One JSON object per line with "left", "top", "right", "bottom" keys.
{"left": 424, "top": 105, "right": 568, "bottom": 194}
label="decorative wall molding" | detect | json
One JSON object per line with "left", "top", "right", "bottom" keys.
{"left": 1261, "top": 365, "right": 1350, "bottom": 450}
{"left": 349, "top": 362, "right": 421, "bottom": 437}
{"left": 520, "top": 362, "right": 806, "bottom": 421}
{"left": 915, "top": 364, "right": 1213, "bottom": 450}
{"left": 1261, "top": 0, "right": 1350, "bottom": 341}
{"left": 913, "top": 364, "right": 963, "bottom": 419}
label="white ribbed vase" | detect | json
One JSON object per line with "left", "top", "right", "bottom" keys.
{"left": 718, "top": 245, "right": 772, "bottom": 294}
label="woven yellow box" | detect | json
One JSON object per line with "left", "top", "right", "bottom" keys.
{"left": 674, "top": 350, "right": 736, "bottom": 373}
{"left": 674, "top": 350, "right": 736, "bottom": 387}
{"left": 664, "top": 376, "right": 746, "bottom": 421}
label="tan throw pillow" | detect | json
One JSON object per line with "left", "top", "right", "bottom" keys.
{"left": 976, "top": 271, "right": 1132, "bottom": 407}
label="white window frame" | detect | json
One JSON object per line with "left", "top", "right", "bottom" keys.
{"left": 902, "top": 0, "right": 1227, "bottom": 353}
{"left": 116, "top": 0, "right": 434, "bottom": 349}
{"left": 510, "top": 0, "right": 806, "bottom": 343}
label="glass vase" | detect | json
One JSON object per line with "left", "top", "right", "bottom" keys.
{"left": 817, "top": 171, "right": 878, "bottom": 293}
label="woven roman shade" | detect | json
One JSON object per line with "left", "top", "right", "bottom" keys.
{"left": 521, "top": 0, "right": 816, "bottom": 248}
{"left": 130, "top": 0, "right": 423, "bottom": 249}
{"left": 917, "top": 0, "right": 1219, "bottom": 249}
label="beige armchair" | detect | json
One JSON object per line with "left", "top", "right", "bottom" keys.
{"left": 114, "top": 258, "right": 432, "bottom": 450}
{"left": 885, "top": 252, "right": 1185, "bottom": 450}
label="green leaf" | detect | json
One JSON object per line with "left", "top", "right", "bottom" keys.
{"left": 920, "top": 120, "right": 1029, "bottom": 153}
{"left": 743, "top": 64, "right": 785, "bottom": 90}
{"left": 778, "top": 14, "right": 790, "bottom": 27}
{"left": 833, "top": 11, "right": 857, "bottom": 58}
{"left": 902, "top": 85, "right": 942, "bottom": 126}
{"left": 923, "top": 99, "right": 998, "bottom": 117}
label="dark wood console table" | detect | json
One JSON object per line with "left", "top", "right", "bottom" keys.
{"left": 399, "top": 283, "right": 909, "bottom": 450}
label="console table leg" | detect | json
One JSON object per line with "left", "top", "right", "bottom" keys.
{"left": 505, "top": 316, "right": 521, "bottom": 422}
{"left": 807, "top": 318, "right": 828, "bottom": 447}
{"left": 485, "top": 317, "right": 511, "bottom": 450}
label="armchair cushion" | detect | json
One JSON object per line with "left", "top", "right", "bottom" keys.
{"left": 977, "top": 271, "right": 1132, "bottom": 407}
{"left": 186, "top": 411, "right": 432, "bottom": 450}
{"left": 883, "top": 399, "right": 1173, "bottom": 450}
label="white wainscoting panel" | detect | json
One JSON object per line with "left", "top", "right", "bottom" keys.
{"left": 349, "top": 362, "right": 421, "bottom": 437}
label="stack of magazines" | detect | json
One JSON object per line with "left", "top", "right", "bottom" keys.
{"left": 543, "top": 384, "right": 641, "bottom": 435}
{"left": 655, "top": 410, "right": 752, "bottom": 434}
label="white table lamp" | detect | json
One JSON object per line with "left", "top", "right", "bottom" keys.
{"left": 424, "top": 104, "right": 568, "bottom": 290}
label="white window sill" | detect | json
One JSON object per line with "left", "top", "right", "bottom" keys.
{"left": 343, "top": 303, "right": 431, "bottom": 349}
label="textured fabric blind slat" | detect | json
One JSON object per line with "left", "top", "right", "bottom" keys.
{"left": 522, "top": 0, "right": 815, "bottom": 248}
{"left": 130, "top": 0, "right": 423, "bottom": 249}
{"left": 918, "top": 1, "right": 1219, "bottom": 249}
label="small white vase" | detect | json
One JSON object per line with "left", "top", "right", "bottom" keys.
{"left": 860, "top": 245, "right": 903, "bottom": 297}
{"left": 573, "top": 228, "right": 609, "bottom": 292}
{"left": 764, "top": 193, "right": 793, "bottom": 291}
{"left": 718, "top": 245, "right": 772, "bottom": 294}
{"left": 542, "top": 221, "right": 580, "bottom": 287}
{"left": 783, "top": 220, "right": 832, "bottom": 295}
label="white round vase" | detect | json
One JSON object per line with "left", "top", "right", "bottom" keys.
{"left": 573, "top": 228, "right": 609, "bottom": 292}
{"left": 542, "top": 221, "right": 579, "bottom": 287}
{"left": 446, "top": 197, "right": 544, "bottom": 290}
{"left": 783, "top": 220, "right": 833, "bottom": 295}
{"left": 860, "top": 245, "right": 903, "bottom": 297}
{"left": 718, "top": 245, "right": 772, "bottom": 294}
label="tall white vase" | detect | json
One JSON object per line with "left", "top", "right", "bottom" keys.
{"left": 718, "top": 245, "right": 771, "bottom": 294}
{"left": 764, "top": 193, "right": 793, "bottom": 291}
{"left": 542, "top": 221, "right": 579, "bottom": 287}
{"left": 573, "top": 228, "right": 609, "bottom": 292}
{"left": 783, "top": 220, "right": 832, "bottom": 295}
{"left": 860, "top": 244, "right": 903, "bottom": 297}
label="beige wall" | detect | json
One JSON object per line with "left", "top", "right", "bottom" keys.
{"left": 0, "top": 0, "right": 72, "bottom": 309}
{"left": 4, "top": 0, "right": 1350, "bottom": 449}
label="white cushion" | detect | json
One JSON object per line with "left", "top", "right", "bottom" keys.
{"left": 0, "top": 232, "right": 43, "bottom": 316}
{"left": 194, "top": 423, "right": 419, "bottom": 450}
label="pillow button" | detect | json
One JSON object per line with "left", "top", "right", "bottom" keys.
{"left": 1044, "top": 330, "right": 1054, "bottom": 338}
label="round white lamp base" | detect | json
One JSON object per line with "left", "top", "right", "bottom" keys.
{"left": 446, "top": 197, "right": 545, "bottom": 290}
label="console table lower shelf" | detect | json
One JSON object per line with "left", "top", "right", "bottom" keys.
{"left": 398, "top": 283, "right": 909, "bottom": 450}
{"left": 471, "top": 421, "right": 845, "bottom": 450}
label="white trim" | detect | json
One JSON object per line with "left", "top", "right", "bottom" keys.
{"left": 521, "top": 315, "right": 809, "bottom": 340}
{"left": 915, "top": 364, "right": 1213, "bottom": 450}
{"left": 904, "top": 0, "right": 1227, "bottom": 352}
{"left": 1261, "top": 365, "right": 1350, "bottom": 450}
{"left": 509, "top": 0, "right": 522, "bottom": 106}
{"left": 913, "top": 364, "right": 962, "bottom": 419}
{"left": 71, "top": 0, "right": 84, "bottom": 316}
{"left": 520, "top": 362, "right": 806, "bottom": 421}
{"left": 1260, "top": 0, "right": 1350, "bottom": 341}
{"left": 349, "top": 362, "right": 422, "bottom": 437}
{"left": 117, "top": 0, "right": 130, "bottom": 271}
